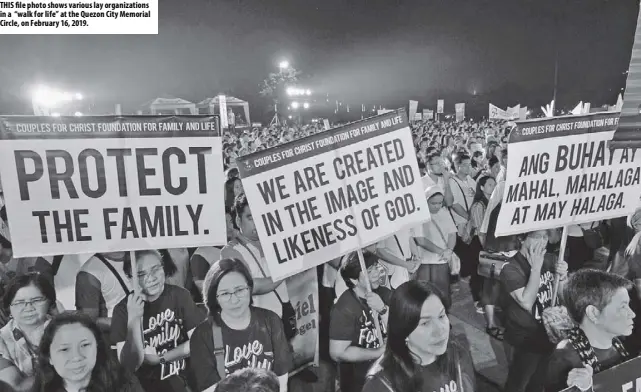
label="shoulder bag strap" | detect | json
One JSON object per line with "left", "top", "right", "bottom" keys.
{"left": 431, "top": 218, "right": 448, "bottom": 244}
{"left": 378, "top": 375, "right": 395, "bottom": 392}
{"left": 236, "top": 239, "right": 286, "bottom": 305}
{"left": 95, "top": 254, "right": 131, "bottom": 295}
{"left": 211, "top": 318, "right": 227, "bottom": 381}
{"left": 451, "top": 177, "right": 470, "bottom": 212}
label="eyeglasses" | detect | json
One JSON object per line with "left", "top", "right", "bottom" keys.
{"left": 137, "top": 265, "right": 164, "bottom": 281}
{"left": 217, "top": 287, "right": 250, "bottom": 302}
{"left": 11, "top": 297, "right": 47, "bottom": 309}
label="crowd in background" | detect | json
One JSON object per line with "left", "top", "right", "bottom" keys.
{"left": 0, "top": 116, "right": 639, "bottom": 392}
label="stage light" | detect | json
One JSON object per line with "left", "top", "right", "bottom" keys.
{"left": 51, "top": 112, "right": 60, "bottom": 117}
{"left": 291, "top": 101, "right": 300, "bottom": 109}
{"left": 303, "top": 102, "right": 310, "bottom": 109}
{"left": 306, "top": 89, "right": 311, "bottom": 96}
{"left": 74, "top": 112, "right": 83, "bottom": 116}
{"left": 279, "top": 60, "right": 290, "bottom": 70}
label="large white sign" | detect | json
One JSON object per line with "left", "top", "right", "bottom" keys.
{"left": 237, "top": 110, "right": 430, "bottom": 280}
{"left": 496, "top": 112, "right": 641, "bottom": 236}
{"left": 0, "top": 116, "right": 226, "bottom": 257}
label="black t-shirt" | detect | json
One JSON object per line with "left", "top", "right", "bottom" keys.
{"left": 362, "top": 341, "right": 476, "bottom": 392}
{"left": 111, "top": 284, "right": 204, "bottom": 392}
{"left": 500, "top": 251, "right": 556, "bottom": 352}
{"left": 329, "top": 287, "right": 392, "bottom": 392}
{"left": 189, "top": 307, "right": 293, "bottom": 392}
{"left": 545, "top": 340, "right": 625, "bottom": 392}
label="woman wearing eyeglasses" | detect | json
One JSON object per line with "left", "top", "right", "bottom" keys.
{"left": 110, "top": 249, "right": 205, "bottom": 392}
{"left": 0, "top": 273, "right": 57, "bottom": 391}
{"left": 189, "top": 258, "right": 292, "bottom": 392}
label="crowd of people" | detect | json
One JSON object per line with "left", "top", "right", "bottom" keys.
{"left": 0, "top": 115, "right": 639, "bottom": 392}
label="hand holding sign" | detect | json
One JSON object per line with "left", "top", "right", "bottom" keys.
{"left": 567, "top": 364, "right": 593, "bottom": 392}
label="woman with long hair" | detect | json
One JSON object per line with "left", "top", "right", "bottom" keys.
{"left": 362, "top": 280, "right": 475, "bottom": 392}
{"left": 34, "top": 312, "right": 143, "bottom": 392}
{"left": 468, "top": 176, "right": 502, "bottom": 338}
{"left": 189, "top": 258, "right": 292, "bottom": 392}
{"left": 224, "top": 178, "right": 244, "bottom": 212}
{"left": 0, "top": 273, "right": 57, "bottom": 390}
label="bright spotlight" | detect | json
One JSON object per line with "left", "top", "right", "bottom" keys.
{"left": 279, "top": 60, "right": 290, "bottom": 69}
{"left": 288, "top": 115, "right": 293, "bottom": 119}
{"left": 291, "top": 101, "right": 300, "bottom": 109}
{"left": 303, "top": 102, "right": 310, "bottom": 109}
{"left": 75, "top": 93, "right": 83, "bottom": 100}
{"left": 286, "top": 87, "right": 295, "bottom": 96}
{"left": 74, "top": 111, "right": 83, "bottom": 116}
{"left": 51, "top": 112, "right": 61, "bottom": 117}
{"left": 305, "top": 89, "right": 311, "bottom": 96}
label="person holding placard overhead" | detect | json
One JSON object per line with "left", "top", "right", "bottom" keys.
{"left": 221, "top": 194, "right": 293, "bottom": 334}
{"left": 329, "top": 251, "right": 391, "bottom": 392}
{"left": 362, "top": 280, "right": 475, "bottom": 392}
{"left": 545, "top": 270, "right": 635, "bottom": 392}
{"left": 110, "top": 249, "right": 204, "bottom": 392}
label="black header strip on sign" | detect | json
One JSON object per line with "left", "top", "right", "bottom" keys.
{"left": 0, "top": 115, "right": 221, "bottom": 140}
{"left": 508, "top": 112, "right": 620, "bottom": 144}
{"left": 236, "top": 108, "right": 408, "bottom": 178}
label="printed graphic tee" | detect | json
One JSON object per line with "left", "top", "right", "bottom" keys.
{"left": 500, "top": 251, "right": 556, "bottom": 352}
{"left": 189, "top": 307, "right": 293, "bottom": 392}
{"left": 329, "top": 287, "right": 391, "bottom": 392}
{"left": 111, "top": 284, "right": 204, "bottom": 392}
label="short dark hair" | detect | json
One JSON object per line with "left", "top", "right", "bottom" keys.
{"left": 203, "top": 258, "right": 254, "bottom": 318}
{"left": 455, "top": 154, "right": 471, "bottom": 165}
{"left": 340, "top": 251, "right": 378, "bottom": 289}
{"left": 426, "top": 152, "right": 441, "bottom": 165}
{"left": 488, "top": 155, "right": 500, "bottom": 168}
{"left": 216, "top": 367, "right": 279, "bottom": 392}
{"left": 122, "top": 249, "right": 177, "bottom": 279}
{"left": 563, "top": 269, "right": 632, "bottom": 324}
{"left": 3, "top": 272, "right": 57, "bottom": 313}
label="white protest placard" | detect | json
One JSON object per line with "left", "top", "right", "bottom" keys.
{"left": 236, "top": 110, "right": 430, "bottom": 280}
{"left": 0, "top": 115, "right": 226, "bottom": 257}
{"left": 437, "top": 99, "right": 444, "bottom": 114}
{"left": 496, "top": 112, "right": 641, "bottom": 236}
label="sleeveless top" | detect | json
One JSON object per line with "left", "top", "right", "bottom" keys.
{"left": 233, "top": 241, "right": 289, "bottom": 318}
{"left": 79, "top": 255, "right": 131, "bottom": 317}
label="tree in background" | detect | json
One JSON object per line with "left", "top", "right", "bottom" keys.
{"left": 260, "top": 66, "right": 300, "bottom": 125}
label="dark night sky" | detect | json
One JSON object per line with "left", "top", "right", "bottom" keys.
{"left": 0, "top": 0, "right": 638, "bottom": 117}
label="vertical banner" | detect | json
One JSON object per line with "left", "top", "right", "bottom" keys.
{"left": 409, "top": 100, "right": 418, "bottom": 123}
{"left": 219, "top": 94, "right": 229, "bottom": 129}
{"left": 236, "top": 109, "right": 430, "bottom": 280}
{"left": 507, "top": 104, "right": 520, "bottom": 120}
{"left": 455, "top": 103, "right": 465, "bottom": 122}
{"left": 0, "top": 115, "right": 226, "bottom": 257}
{"left": 489, "top": 103, "right": 508, "bottom": 120}
{"left": 519, "top": 106, "right": 528, "bottom": 121}
{"left": 437, "top": 99, "right": 444, "bottom": 114}
{"left": 323, "top": 119, "right": 330, "bottom": 130}
{"left": 287, "top": 268, "right": 320, "bottom": 373}
{"left": 496, "top": 112, "right": 641, "bottom": 236}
